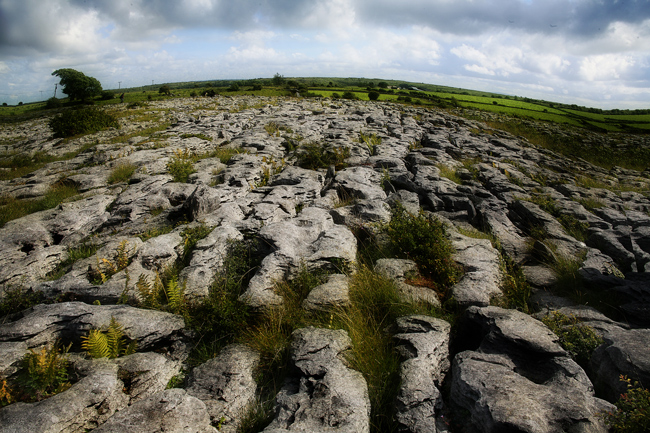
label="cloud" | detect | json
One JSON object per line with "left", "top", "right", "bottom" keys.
{"left": 580, "top": 54, "right": 635, "bottom": 81}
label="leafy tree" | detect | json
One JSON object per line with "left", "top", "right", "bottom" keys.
{"left": 272, "top": 73, "right": 285, "bottom": 86}
{"left": 378, "top": 82, "right": 388, "bottom": 88}
{"left": 368, "top": 91, "right": 380, "bottom": 101}
{"left": 51, "top": 69, "right": 102, "bottom": 101}
{"left": 159, "top": 84, "right": 171, "bottom": 95}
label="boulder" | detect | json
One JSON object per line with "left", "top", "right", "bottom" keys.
{"left": 450, "top": 306, "right": 611, "bottom": 433}
{"left": 394, "top": 315, "right": 452, "bottom": 433}
{"left": 93, "top": 388, "right": 217, "bottom": 433}
{"left": 263, "top": 327, "right": 370, "bottom": 433}
{"left": 186, "top": 344, "right": 260, "bottom": 433}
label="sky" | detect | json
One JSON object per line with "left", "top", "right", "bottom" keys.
{"left": 0, "top": 0, "right": 649, "bottom": 109}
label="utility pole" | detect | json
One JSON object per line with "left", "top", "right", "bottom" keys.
{"left": 118, "top": 81, "right": 121, "bottom": 90}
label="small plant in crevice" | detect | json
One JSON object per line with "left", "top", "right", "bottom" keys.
{"left": 359, "top": 131, "right": 381, "bottom": 156}
{"left": 253, "top": 156, "right": 286, "bottom": 188}
{"left": 542, "top": 311, "right": 603, "bottom": 368}
{"left": 0, "top": 181, "right": 79, "bottom": 228}
{"left": 576, "top": 196, "right": 606, "bottom": 212}
{"left": 186, "top": 238, "right": 262, "bottom": 367}
{"left": 0, "top": 286, "right": 45, "bottom": 321}
{"left": 180, "top": 223, "right": 214, "bottom": 265}
{"left": 436, "top": 164, "right": 463, "bottom": 185}
{"left": 166, "top": 148, "right": 196, "bottom": 183}
{"left": 47, "top": 241, "right": 100, "bottom": 280}
{"left": 602, "top": 375, "right": 650, "bottom": 433}
{"left": 136, "top": 272, "right": 187, "bottom": 316}
{"left": 326, "top": 266, "right": 447, "bottom": 433}
{"left": 107, "top": 162, "right": 137, "bottom": 185}
{"left": 458, "top": 226, "right": 531, "bottom": 313}
{"left": 295, "top": 141, "right": 350, "bottom": 170}
{"left": 88, "top": 240, "right": 131, "bottom": 285}
{"left": 13, "top": 341, "right": 72, "bottom": 402}
{"left": 81, "top": 317, "right": 137, "bottom": 359}
{"left": 521, "top": 194, "right": 590, "bottom": 242}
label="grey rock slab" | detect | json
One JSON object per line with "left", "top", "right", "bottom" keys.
{"left": 375, "top": 258, "right": 419, "bottom": 281}
{"left": 590, "top": 325, "right": 650, "bottom": 402}
{"left": 450, "top": 232, "right": 502, "bottom": 308}
{"left": 180, "top": 224, "right": 244, "bottom": 299}
{"left": 394, "top": 315, "right": 452, "bottom": 433}
{"left": 114, "top": 352, "right": 182, "bottom": 403}
{"left": 451, "top": 351, "right": 609, "bottom": 433}
{"left": 263, "top": 327, "right": 370, "bottom": 433}
{"left": 0, "top": 302, "right": 185, "bottom": 353}
{"left": 334, "top": 166, "right": 387, "bottom": 201}
{"left": 186, "top": 344, "right": 260, "bottom": 433}
{"left": 461, "top": 306, "right": 565, "bottom": 356}
{"left": 451, "top": 306, "right": 611, "bottom": 433}
{"left": 241, "top": 207, "right": 356, "bottom": 309}
{"left": 0, "top": 341, "right": 28, "bottom": 377}
{"left": 93, "top": 388, "right": 217, "bottom": 433}
{"left": 302, "top": 274, "right": 350, "bottom": 312}
{"left": 0, "top": 359, "right": 129, "bottom": 433}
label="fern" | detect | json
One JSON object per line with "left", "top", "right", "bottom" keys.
{"left": 136, "top": 273, "right": 162, "bottom": 309}
{"left": 82, "top": 317, "right": 137, "bottom": 359}
{"left": 165, "top": 276, "right": 186, "bottom": 315}
{"left": 0, "top": 378, "right": 13, "bottom": 407}
{"left": 17, "top": 342, "right": 71, "bottom": 401}
{"left": 82, "top": 329, "right": 110, "bottom": 358}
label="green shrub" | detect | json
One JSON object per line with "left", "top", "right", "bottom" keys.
{"left": 603, "top": 376, "right": 650, "bottom": 433}
{"left": 100, "top": 91, "right": 115, "bottom": 100}
{"left": 542, "top": 311, "right": 603, "bottom": 368}
{"left": 166, "top": 149, "right": 196, "bottom": 182}
{"left": 0, "top": 286, "right": 44, "bottom": 320}
{"left": 45, "top": 97, "right": 62, "bottom": 109}
{"left": 385, "top": 205, "right": 461, "bottom": 295}
{"left": 296, "top": 142, "right": 349, "bottom": 170}
{"left": 49, "top": 107, "right": 119, "bottom": 138}
{"left": 81, "top": 317, "right": 137, "bottom": 359}
{"left": 368, "top": 91, "right": 380, "bottom": 101}
{"left": 107, "top": 162, "right": 137, "bottom": 185}
{"left": 342, "top": 91, "right": 357, "bottom": 100}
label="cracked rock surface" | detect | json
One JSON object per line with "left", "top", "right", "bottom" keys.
{"left": 1, "top": 95, "right": 649, "bottom": 432}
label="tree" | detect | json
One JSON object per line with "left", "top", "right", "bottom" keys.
{"left": 368, "top": 91, "right": 380, "bottom": 101}
{"left": 159, "top": 85, "right": 171, "bottom": 95}
{"left": 51, "top": 69, "right": 102, "bottom": 101}
{"left": 378, "top": 82, "right": 388, "bottom": 89}
{"left": 272, "top": 73, "right": 285, "bottom": 86}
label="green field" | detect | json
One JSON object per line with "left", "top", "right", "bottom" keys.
{"left": 3, "top": 76, "right": 649, "bottom": 133}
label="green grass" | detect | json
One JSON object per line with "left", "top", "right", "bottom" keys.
{"left": 47, "top": 242, "right": 100, "bottom": 280}
{"left": 0, "top": 183, "right": 79, "bottom": 228}
{"left": 107, "top": 162, "right": 137, "bottom": 184}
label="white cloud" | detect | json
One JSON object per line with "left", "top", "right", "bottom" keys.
{"left": 580, "top": 54, "right": 635, "bottom": 81}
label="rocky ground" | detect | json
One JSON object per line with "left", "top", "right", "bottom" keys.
{"left": 1, "top": 96, "right": 649, "bottom": 432}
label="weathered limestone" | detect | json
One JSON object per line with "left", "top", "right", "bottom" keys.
{"left": 186, "top": 344, "right": 260, "bottom": 433}
{"left": 263, "top": 327, "right": 371, "bottom": 433}
{"left": 450, "top": 306, "right": 611, "bottom": 433}
{"left": 394, "top": 315, "right": 452, "bottom": 433}
{"left": 2, "top": 95, "right": 650, "bottom": 433}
